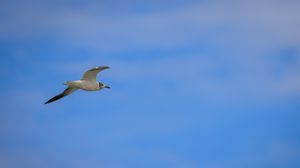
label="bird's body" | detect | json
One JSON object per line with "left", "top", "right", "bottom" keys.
{"left": 45, "top": 66, "right": 110, "bottom": 104}
{"left": 64, "top": 80, "right": 100, "bottom": 91}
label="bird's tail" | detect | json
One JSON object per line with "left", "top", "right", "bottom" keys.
{"left": 64, "top": 81, "right": 71, "bottom": 85}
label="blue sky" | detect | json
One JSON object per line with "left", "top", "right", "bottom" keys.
{"left": 1, "top": 0, "right": 300, "bottom": 167}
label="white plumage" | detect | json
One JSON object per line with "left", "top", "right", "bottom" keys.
{"left": 45, "top": 66, "right": 110, "bottom": 104}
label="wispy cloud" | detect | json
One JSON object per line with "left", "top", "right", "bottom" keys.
{"left": 1, "top": 1, "right": 300, "bottom": 168}
{"left": 1, "top": 0, "right": 299, "bottom": 52}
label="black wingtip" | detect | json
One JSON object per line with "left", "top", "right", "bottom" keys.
{"left": 44, "top": 99, "right": 54, "bottom": 104}
{"left": 44, "top": 93, "right": 65, "bottom": 104}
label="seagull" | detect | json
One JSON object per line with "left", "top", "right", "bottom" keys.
{"left": 45, "top": 66, "right": 110, "bottom": 104}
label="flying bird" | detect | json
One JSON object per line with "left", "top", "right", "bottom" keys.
{"left": 45, "top": 66, "right": 110, "bottom": 104}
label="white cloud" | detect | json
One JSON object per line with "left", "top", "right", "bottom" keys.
{"left": 1, "top": 0, "right": 299, "bottom": 52}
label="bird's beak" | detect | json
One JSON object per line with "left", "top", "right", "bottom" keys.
{"left": 105, "top": 86, "right": 110, "bottom": 89}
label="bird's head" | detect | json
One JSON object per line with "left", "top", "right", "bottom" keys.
{"left": 99, "top": 82, "right": 110, "bottom": 89}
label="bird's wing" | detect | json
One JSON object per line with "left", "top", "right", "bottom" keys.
{"left": 81, "top": 66, "right": 110, "bottom": 81}
{"left": 45, "top": 87, "right": 78, "bottom": 104}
